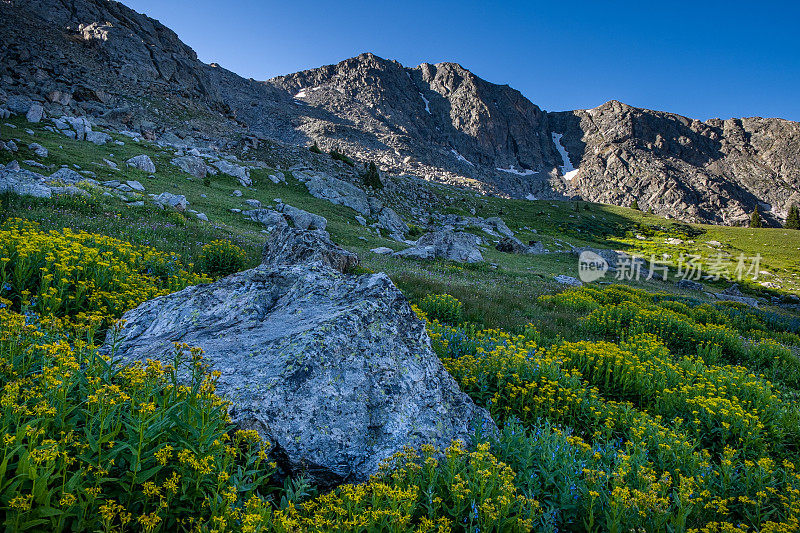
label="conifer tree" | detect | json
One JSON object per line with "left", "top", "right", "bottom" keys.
{"left": 630, "top": 199, "right": 640, "bottom": 211}
{"left": 750, "top": 205, "right": 763, "bottom": 228}
{"left": 786, "top": 204, "right": 800, "bottom": 230}
{"left": 362, "top": 161, "right": 383, "bottom": 189}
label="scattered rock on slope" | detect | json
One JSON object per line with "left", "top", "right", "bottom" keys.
{"left": 394, "top": 229, "right": 483, "bottom": 263}
{"left": 107, "top": 228, "right": 494, "bottom": 486}
{"left": 126, "top": 154, "right": 156, "bottom": 173}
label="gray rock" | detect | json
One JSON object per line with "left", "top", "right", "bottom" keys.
{"left": 0, "top": 167, "right": 51, "bottom": 198}
{"left": 355, "top": 215, "right": 367, "bottom": 226}
{"left": 28, "top": 143, "right": 48, "bottom": 158}
{"left": 195, "top": 212, "right": 208, "bottom": 221}
{"left": 268, "top": 173, "right": 286, "bottom": 184}
{"left": 5, "top": 95, "right": 32, "bottom": 115}
{"left": 715, "top": 283, "right": 759, "bottom": 307}
{"left": 677, "top": 279, "right": 704, "bottom": 292}
{"left": 554, "top": 275, "right": 583, "bottom": 287}
{"left": 232, "top": 189, "right": 243, "bottom": 197}
{"left": 63, "top": 116, "right": 92, "bottom": 141}
{"left": 26, "top": 104, "right": 44, "bottom": 123}
{"left": 212, "top": 160, "right": 251, "bottom": 187}
{"left": 154, "top": 192, "right": 188, "bottom": 211}
{"left": 244, "top": 199, "right": 262, "bottom": 208}
{"left": 108, "top": 229, "right": 493, "bottom": 486}
{"left": 377, "top": 207, "right": 409, "bottom": 238}
{"left": 371, "top": 247, "right": 394, "bottom": 255}
{"left": 86, "top": 131, "right": 112, "bottom": 145}
{"left": 4, "top": 140, "right": 18, "bottom": 152}
{"left": 245, "top": 209, "right": 288, "bottom": 230}
{"left": 298, "top": 171, "right": 371, "bottom": 216}
{"left": 262, "top": 226, "right": 358, "bottom": 274}
{"left": 279, "top": 204, "right": 327, "bottom": 231}
{"left": 126, "top": 180, "right": 145, "bottom": 192}
{"left": 103, "top": 158, "right": 118, "bottom": 169}
{"left": 395, "top": 229, "right": 483, "bottom": 263}
{"left": 171, "top": 156, "right": 209, "bottom": 179}
{"left": 126, "top": 155, "right": 156, "bottom": 173}
{"left": 47, "top": 167, "right": 84, "bottom": 184}
{"left": 496, "top": 236, "right": 544, "bottom": 255}
{"left": 573, "top": 247, "right": 620, "bottom": 270}
{"left": 485, "top": 217, "right": 515, "bottom": 238}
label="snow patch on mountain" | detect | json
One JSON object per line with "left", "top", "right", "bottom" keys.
{"left": 451, "top": 149, "right": 474, "bottom": 166}
{"left": 551, "top": 132, "right": 579, "bottom": 181}
{"left": 419, "top": 93, "right": 431, "bottom": 114}
{"left": 496, "top": 165, "right": 535, "bottom": 176}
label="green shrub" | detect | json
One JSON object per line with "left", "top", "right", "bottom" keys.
{"left": 309, "top": 141, "right": 323, "bottom": 154}
{"left": 203, "top": 175, "right": 212, "bottom": 187}
{"left": 197, "top": 240, "right": 247, "bottom": 278}
{"left": 419, "top": 294, "right": 463, "bottom": 325}
{"left": 406, "top": 224, "right": 424, "bottom": 238}
{"left": 166, "top": 211, "right": 187, "bottom": 227}
{"left": 0, "top": 314, "right": 279, "bottom": 531}
{"left": 361, "top": 161, "right": 383, "bottom": 189}
{"left": 329, "top": 150, "right": 355, "bottom": 167}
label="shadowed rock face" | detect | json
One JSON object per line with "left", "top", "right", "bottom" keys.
{"left": 106, "top": 230, "right": 495, "bottom": 487}
{"left": 3, "top": 1, "right": 799, "bottom": 225}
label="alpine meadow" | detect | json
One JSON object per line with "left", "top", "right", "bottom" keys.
{"left": 1, "top": 1, "right": 800, "bottom": 531}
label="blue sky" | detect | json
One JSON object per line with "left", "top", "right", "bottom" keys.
{"left": 125, "top": 0, "right": 800, "bottom": 121}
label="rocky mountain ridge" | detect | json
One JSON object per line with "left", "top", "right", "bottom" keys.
{"left": 2, "top": 0, "right": 799, "bottom": 225}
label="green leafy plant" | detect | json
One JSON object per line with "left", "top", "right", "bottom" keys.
{"left": 362, "top": 161, "right": 383, "bottom": 189}
{"left": 419, "top": 294, "right": 463, "bottom": 325}
{"left": 197, "top": 240, "right": 247, "bottom": 279}
{"left": 329, "top": 150, "right": 355, "bottom": 167}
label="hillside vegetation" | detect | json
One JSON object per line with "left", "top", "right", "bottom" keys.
{"left": 1, "top": 113, "right": 800, "bottom": 531}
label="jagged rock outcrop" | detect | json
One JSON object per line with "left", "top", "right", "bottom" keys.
{"left": 106, "top": 228, "right": 495, "bottom": 486}
{"left": 262, "top": 226, "right": 357, "bottom": 273}
{"left": 3, "top": 0, "right": 799, "bottom": 225}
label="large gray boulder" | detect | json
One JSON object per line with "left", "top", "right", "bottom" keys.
{"left": 86, "top": 131, "right": 112, "bottom": 145}
{"left": 26, "top": 104, "right": 44, "bottom": 123}
{"left": 47, "top": 167, "right": 85, "bottom": 184}
{"left": 395, "top": 229, "right": 483, "bottom": 263}
{"left": 298, "top": 171, "right": 371, "bottom": 216}
{"left": 153, "top": 192, "right": 188, "bottom": 211}
{"left": 126, "top": 154, "right": 156, "bottom": 173}
{"left": 262, "top": 226, "right": 358, "bottom": 273}
{"left": 377, "top": 207, "right": 409, "bottom": 238}
{"left": 244, "top": 208, "right": 289, "bottom": 231}
{"left": 0, "top": 166, "right": 52, "bottom": 198}
{"left": 278, "top": 202, "right": 327, "bottom": 231}
{"left": 171, "top": 156, "right": 209, "bottom": 179}
{"left": 496, "top": 236, "right": 545, "bottom": 255}
{"left": 107, "top": 229, "right": 494, "bottom": 486}
{"left": 212, "top": 160, "right": 251, "bottom": 187}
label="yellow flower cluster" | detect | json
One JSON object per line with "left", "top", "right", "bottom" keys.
{"left": 0, "top": 218, "right": 209, "bottom": 327}
{"left": 425, "top": 287, "right": 800, "bottom": 531}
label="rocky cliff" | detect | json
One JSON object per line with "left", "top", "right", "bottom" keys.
{"left": 3, "top": 0, "right": 799, "bottom": 225}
